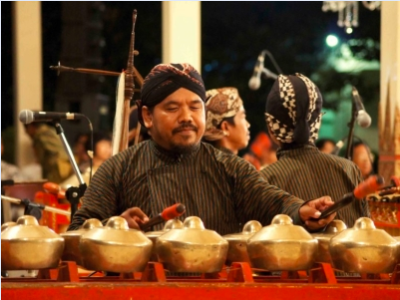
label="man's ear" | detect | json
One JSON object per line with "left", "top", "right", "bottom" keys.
{"left": 220, "top": 120, "right": 229, "bottom": 131}
{"left": 141, "top": 106, "right": 153, "bottom": 129}
{"left": 220, "top": 120, "right": 230, "bottom": 137}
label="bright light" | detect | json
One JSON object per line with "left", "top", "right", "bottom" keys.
{"left": 346, "top": 27, "right": 353, "bottom": 34}
{"left": 326, "top": 35, "right": 339, "bottom": 47}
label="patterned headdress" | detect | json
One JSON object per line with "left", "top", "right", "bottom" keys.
{"left": 137, "top": 63, "right": 206, "bottom": 126}
{"left": 203, "top": 87, "right": 243, "bottom": 141}
{"left": 265, "top": 73, "right": 323, "bottom": 144}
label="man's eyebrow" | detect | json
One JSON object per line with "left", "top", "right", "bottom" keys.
{"left": 162, "top": 100, "right": 180, "bottom": 106}
{"left": 162, "top": 99, "right": 203, "bottom": 106}
{"left": 190, "top": 99, "right": 203, "bottom": 104}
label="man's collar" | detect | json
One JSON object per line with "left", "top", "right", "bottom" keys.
{"left": 276, "top": 143, "right": 318, "bottom": 160}
{"left": 149, "top": 139, "right": 201, "bottom": 163}
{"left": 216, "top": 146, "right": 235, "bottom": 154}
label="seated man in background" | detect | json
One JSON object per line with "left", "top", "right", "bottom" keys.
{"left": 24, "top": 122, "right": 72, "bottom": 184}
{"left": 260, "top": 73, "right": 370, "bottom": 227}
{"left": 351, "top": 140, "right": 375, "bottom": 180}
{"left": 68, "top": 63, "right": 336, "bottom": 234}
{"left": 203, "top": 87, "right": 250, "bottom": 154}
{"left": 243, "top": 132, "right": 278, "bottom": 170}
{"left": 72, "top": 132, "right": 90, "bottom": 172}
{"left": 316, "top": 138, "right": 336, "bottom": 154}
{"left": 61, "top": 132, "right": 112, "bottom": 189}
{"left": 1, "top": 138, "right": 25, "bottom": 181}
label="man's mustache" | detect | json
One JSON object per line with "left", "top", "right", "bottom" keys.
{"left": 172, "top": 123, "right": 198, "bottom": 134}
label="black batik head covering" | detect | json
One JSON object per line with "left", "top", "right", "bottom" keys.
{"left": 265, "top": 73, "right": 323, "bottom": 145}
{"left": 137, "top": 63, "right": 206, "bottom": 126}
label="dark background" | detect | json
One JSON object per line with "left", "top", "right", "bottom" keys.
{"left": 1, "top": 2, "right": 381, "bottom": 161}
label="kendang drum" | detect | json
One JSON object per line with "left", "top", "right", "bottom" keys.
{"left": 79, "top": 216, "right": 152, "bottom": 273}
{"left": 247, "top": 214, "right": 318, "bottom": 271}
{"left": 1, "top": 215, "right": 64, "bottom": 270}
{"left": 60, "top": 218, "right": 103, "bottom": 266}
{"left": 311, "top": 220, "right": 347, "bottom": 264}
{"left": 145, "top": 219, "right": 184, "bottom": 262}
{"left": 155, "top": 216, "right": 229, "bottom": 273}
{"left": 223, "top": 220, "right": 262, "bottom": 266}
{"left": 330, "top": 217, "right": 400, "bottom": 273}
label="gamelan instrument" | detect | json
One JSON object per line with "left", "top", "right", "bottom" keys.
{"left": 60, "top": 218, "right": 103, "bottom": 266}
{"left": 223, "top": 220, "right": 262, "bottom": 266}
{"left": 145, "top": 219, "right": 184, "bottom": 262}
{"left": 1, "top": 195, "right": 70, "bottom": 219}
{"left": 247, "top": 214, "right": 318, "bottom": 271}
{"left": 155, "top": 216, "right": 229, "bottom": 273}
{"left": 330, "top": 217, "right": 400, "bottom": 273}
{"left": 49, "top": 10, "right": 143, "bottom": 151}
{"left": 1, "top": 222, "right": 17, "bottom": 232}
{"left": 317, "top": 175, "right": 385, "bottom": 220}
{"left": 1, "top": 215, "right": 64, "bottom": 270}
{"left": 2, "top": 213, "right": 400, "bottom": 275}
{"left": 311, "top": 220, "right": 347, "bottom": 264}
{"left": 79, "top": 216, "right": 152, "bottom": 273}
{"left": 378, "top": 176, "right": 400, "bottom": 196}
{"left": 140, "top": 203, "right": 186, "bottom": 231}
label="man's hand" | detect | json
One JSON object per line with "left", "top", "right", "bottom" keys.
{"left": 299, "top": 196, "right": 336, "bottom": 231}
{"left": 120, "top": 207, "right": 149, "bottom": 230}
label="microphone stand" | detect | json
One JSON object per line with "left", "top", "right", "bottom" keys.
{"left": 261, "top": 67, "right": 278, "bottom": 80}
{"left": 345, "top": 101, "right": 358, "bottom": 160}
{"left": 53, "top": 121, "right": 87, "bottom": 221}
{"left": 261, "top": 49, "right": 283, "bottom": 74}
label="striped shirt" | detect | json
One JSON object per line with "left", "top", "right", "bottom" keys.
{"left": 68, "top": 140, "right": 305, "bottom": 235}
{"left": 260, "top": 145, "right": 370, "bottom": 227}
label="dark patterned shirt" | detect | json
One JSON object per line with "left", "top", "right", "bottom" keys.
{"left": 260, "top": 145, "right": 370, "bottom": 227}
{"left": 69, "top": 140, "right": 305, "bottom": 234}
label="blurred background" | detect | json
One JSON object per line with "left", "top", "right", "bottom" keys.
{"left": 1, "top": 1, "right": 381, "bottom": 163}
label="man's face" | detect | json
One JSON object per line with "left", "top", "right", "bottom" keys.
{"left": 74, "top": 135, "right": 89, "bottom": 162}
{"left": 225, "top": 106, "right": 251, "bottom": 151}
{"left": 95, "top": 140, "right": 112, "bottom": 161}
{"left": 267, "top": 126, "right": 281, "bottom": 147}
{"left": 142, "top": 88, "right": 205, "bottom": 153}
{"left": 24, "top": 124, "right": 36, "bottom": 139}
{"left": 352, "top": 144, "right": 373, "bottom": 178}
{"left": 320, "top": 141, "right": 335, "bottom": 154}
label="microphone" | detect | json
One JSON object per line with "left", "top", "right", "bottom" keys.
{"left": 249, "top": 51, "right": 280, "bottom": 90}
{"left": 248, "top": 52, "right": 265, "bottom": 90}
{"left": 19, "top": 109, "right": 85, "bottom": 125}
{"left": 351, "top": 86, "right": 371, "bottom": 128}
